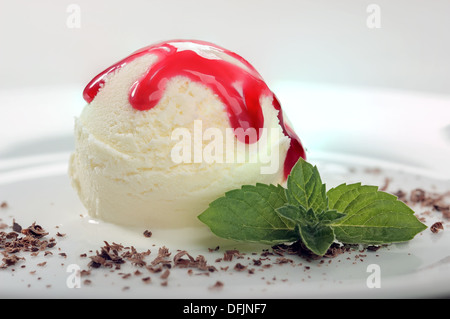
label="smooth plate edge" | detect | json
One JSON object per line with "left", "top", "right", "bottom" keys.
{"left": 0, "top": 149, "right": 448, "bottom": 186}
{"left": 0, "top": 150, "right": 449, "bottom": 299}
{"left": 0, "top": 152, "right": 71, "bottom": 172}
{"left": 308, "top": 150, "right": 450, "bottom": 182}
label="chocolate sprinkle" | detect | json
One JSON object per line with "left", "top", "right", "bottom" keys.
{"left": 209, "top": 281, "right": 224, "bottom": 290}
{"left": 143, "top": 230, "right": 152, "bottom": 238}
{"left": 12, "top": 220, "right": 22, "bottom": 233}
{"left": 21, "top": 222, "right": 49, "bottom": 239}
{"left": 0, "top": 221, "right": 56, "bottom": 269}
{"left": 430, "top": 222, "right": 444, "bottom": 233}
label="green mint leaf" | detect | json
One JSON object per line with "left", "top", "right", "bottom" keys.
{"left": 285, "top": 158, "right": 328, "bottom": 212}
{"left": 327, "top": 183, "right": 427, "bottom": 244}
{"left": 198, "top": 157, "right": 426, "bottom": 254}
{"left": 198, "top": 183, "right": 298, "bottom": 245}
{"left": 316, "top": 210, "right": 347, "bottom": 225}
{"left": 276, "top": 205, "right": 335, "bottom": 256}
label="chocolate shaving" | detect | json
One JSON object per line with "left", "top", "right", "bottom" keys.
{"left": 393, "top": 190, "right": 408, "bottom": 204}
{"left": 233, "top": 263, "right": 247, "bottom": 271}
{"left": 87, "top": 241, "right": 126, "bottom": 269}
{"left": 80, "top": 269, "right": 91, "bottom": 276}
{"left": 272, "top": 241, "right": 355, "bottom": 260}
{"left": 173, "top": 250, "right": 195, "bottom": 268}
{"left": 12, "top": 220, "right": 22, "bottom": 233}
{"left": 21, "top": 223, "right": 49, "bottom": 239}
{"left": 150, "top": 246, "right": 171, "bottom": 267}
{"left": 396, "top": 188, "right": 450, "bottom": 220}
{"left": 0, "top": 221, "right": 56, "bottom": 269}
{"left": 122, "top": 246, "right": 150, "bottom": 267}
{"left": 1, "top": 255, "right": 24, "bottom": 268}
{"left": 209, "top": 281, "right": 224, "bottom": 290}
{"left": 120, "top": 273, "right": 132, "bottom": 279}
{"left": 410, "top": 189, "right": 426, "bottom": 203}
{"left": 146, "top": 265, "right": 163, "bottom": 273}
{"left": 434, "top": 204, "right": 450, "bottom": 219}
{"left": 143, "top": 230, "right": 152, "bottom": 238}
{"left": 275, "top": 257, "right": 294, "bottom": 264}
{"left": 88, "top": 255, "right": 106, "bottom": 268}
{"left": 173, "top": 250, "right": 217, "bottom": 272}
{"left": 430, "top": 222, "right": 444, "bottom": 233}
{"left": 252, "top": 259, "right": 262, "bottom": 266}
{"left": 142, "top": 277, "right": 151, "bottom": 284}
{"left": 160, "top": 269, "right": 170, "bottom": 279}
{"left": 379, "top": 177, "right": 391, "bottom": 192}
{"left": 223, "top": 249, "right": 243, "bottom": 261}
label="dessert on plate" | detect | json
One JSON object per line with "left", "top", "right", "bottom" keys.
{"left": 69, "top": 40, "right": 306, "bottom": 228}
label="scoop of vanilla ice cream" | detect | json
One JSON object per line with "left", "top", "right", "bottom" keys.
{"left": 69, "top": 54, "right": 291, "bottom": 228}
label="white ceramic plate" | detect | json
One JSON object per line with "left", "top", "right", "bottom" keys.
{"left": 0, "top": 83, "right": 449, "bottom": 299}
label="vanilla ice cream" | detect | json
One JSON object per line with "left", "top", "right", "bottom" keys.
{"left": 69, "top": 40, "right": 305, "bottom": 228}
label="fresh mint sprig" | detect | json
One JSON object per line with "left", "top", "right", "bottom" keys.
{"left": 197, "top": 158, "right": 427, "bottom": 256}
{"left": 276, "top": 205, "right": 345, "bottom": 256}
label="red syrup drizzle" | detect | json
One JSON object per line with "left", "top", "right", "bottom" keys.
{"left": 83, "top": 40, "right": 306, "bottom": 179}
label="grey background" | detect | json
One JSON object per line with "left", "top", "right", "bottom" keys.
{"left": 0, "top": 0, "right": 449, "bottom": 96}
